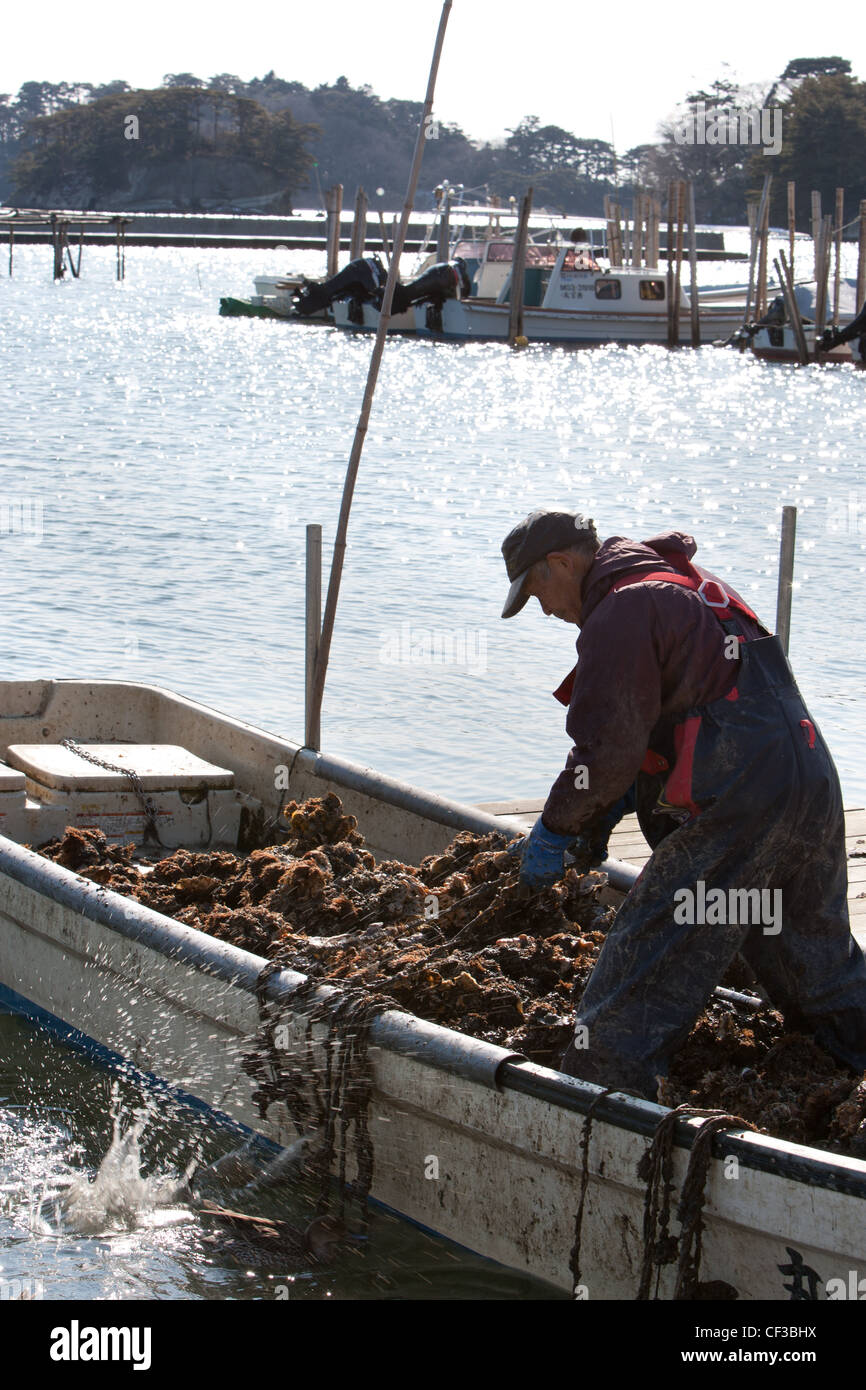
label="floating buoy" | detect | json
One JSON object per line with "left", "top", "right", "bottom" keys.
{"left": 514, "top": 335, "right": 529, "bottom": 348}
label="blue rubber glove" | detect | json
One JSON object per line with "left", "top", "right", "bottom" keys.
{"left": 507, "top": 819, "right": 575, "bottom": 889}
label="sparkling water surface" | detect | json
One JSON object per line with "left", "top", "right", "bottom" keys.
{"left": 0, "top": 243, "right": 863, "bottom": 1300}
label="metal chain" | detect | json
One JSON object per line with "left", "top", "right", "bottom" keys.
{"left": 61, "top": 737, "right": 161, "bottom": 842}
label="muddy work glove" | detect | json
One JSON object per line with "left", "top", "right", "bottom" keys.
{"left": 569, "top": 788, "right": 637, "bottom": 872}
{"left": 507, "top": 819, "right": 575, "bottom": 889}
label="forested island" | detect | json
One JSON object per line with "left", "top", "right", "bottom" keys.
{"left": 0, "top": 57, "right": 863, "bottom": 224}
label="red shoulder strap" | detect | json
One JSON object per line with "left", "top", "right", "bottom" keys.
{"left": 552, "top": 563, "right": 761, "bottom": 707}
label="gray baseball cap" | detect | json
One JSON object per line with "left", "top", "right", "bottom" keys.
{"left": 501, "top": 510, "right": 598, "bottom": 618}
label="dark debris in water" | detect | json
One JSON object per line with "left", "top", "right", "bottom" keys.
{"left": 37, "top": 792, "right": 866, "bottom": 1160}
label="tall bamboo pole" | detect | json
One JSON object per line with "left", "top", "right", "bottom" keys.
{"left": 507, "top": 188, "right": 533, "bottom": 346}
{"left": 305, "top": 524, "right": 322, "bottom": 750}
{"left": 814, "top": 213, "right": 832, "bottom": 337}
{"left": 308, "top": 1, "right": 453, "bottom": 739}
{"left": 775, "top": 506, "right": 797, "bottom": 656}
{"left": 776, "top": 251, "right": 809, "bottom": 366}
{"left": 350, "top": 186, "right": 368, "bottom": 260}
{"left": 742, "top": 201, "right": 758, "bottom": 328}
{"left": 687, "top": 181, "right": 700, "bottom": 347}
{"left": 787, "top": 181, "right": 796, "bottom": 281}
{"left": 832, "top": 186, "right": 844, "bottom": 326}
{"left": 325, "top": 184, "right": 343, "bottom": 276}
{"left": 755, "top": 176, "right": 772, "bottom": 319}
{"left": 377, "top": 209, "right": 391, "bottom": 266}
{"left": 672, "top": 180, "right": 685, "bottom": 345}
{"left": 666, "top": 180, "right": 675, "bottom": 346}
{"left": 8, "top": 225, "right": 12, "bottom": 277}
{"left": 811, "top": 191, "right": 822, "bottom": 279}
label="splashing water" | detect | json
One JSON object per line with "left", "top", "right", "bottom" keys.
{"left": 33, "top": 1087, "right": 192, "bottom": 1237}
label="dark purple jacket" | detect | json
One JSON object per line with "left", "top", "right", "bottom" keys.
{"left": 542, "top": 531, "right": 766, "bottom": 835}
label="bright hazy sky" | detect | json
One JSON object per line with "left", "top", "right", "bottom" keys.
{"left": 3, "top": 0, "right": 864, "bottom": 152}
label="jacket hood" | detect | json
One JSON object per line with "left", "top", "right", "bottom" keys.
{"left": 581, "top": 531, "right": 698, "bottom": 625}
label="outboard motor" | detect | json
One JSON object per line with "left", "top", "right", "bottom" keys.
{"left": 819, "top": 298, "right": 866, "bottom": 359}
{"left": 727, "top": 295, "right": 789, "bottom": 348}
{"left": 293, "top": 255, "right": 387, "bottom": 317}
{"left": 390, "top": 258, "right": 472, "bottom": 315}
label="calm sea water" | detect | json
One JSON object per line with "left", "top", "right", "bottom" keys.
{"left": 0, "top": 242, "right": 864, "bottom": 1300}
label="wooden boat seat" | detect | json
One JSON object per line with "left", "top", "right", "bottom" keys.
{"left": 0, "top": 761, "right": 27, "bottom": 793}
{"left": 5, "top": 743, "right": 234, "bottom": 795}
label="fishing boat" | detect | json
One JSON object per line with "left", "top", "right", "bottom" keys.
{"left": 1, "top": 677, "right": 864, "bottom": 1299}
{"left": 745, "top": 279, "right": 864, "bottom": 365}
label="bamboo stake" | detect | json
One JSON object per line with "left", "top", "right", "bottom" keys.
{"left": 8, "top": 225, "right": 12, "bottom": 277}
{"left": 672, "top": 180, "right": 685, "bottom": 345}
{"left": 814, "top": 214, "right": 832, "bottom": 338}
{"left": 687, "top": 181, "right": 700, "bottom": 347}
{"left": 858, "top": 200, "right": 866, "bottom": 309}
{"left": 742, "top": 201, "right": 758, "bottom": 328}
{"left": 436, "top": 185, "right": 451, "bottom": 261}
{"left": 507, "top": 187, "right": 533, "bottom": 346}
{"left": 350, "top": 186, "right": 368, "bottom": 260}
{"left": 305, "top": 524, "right": 322, "bottom": 750}
{"left": 787, "top": 182, "right": 796, "bottom": 282}
{"left": 670, "top": 179, "right": 678, "bottom": 347}
{"left": 755, "top": 176, "right": 772, "bottom": 319}
{"left": 325, "top": 184, "right": 343, "bottom": 276}
{"left": 776, "top": 251, "right": 809, "bottom": 366}
{"left": 649, "top": 196, "right": 659, "bottom": 269}
{"left": 833, "top": 186, "right": 844, "bottom": 326}
{"left": 308, "top": 0, "right": 452, "bottom": 739}
{"left": 377, "top": 209, "right": 391, "bottom": 266}
{"left": 811, "top": 191, "right": 822, "bottom": 279}
{"left": 775, "top": 506, "right": 797, "bottom": 656}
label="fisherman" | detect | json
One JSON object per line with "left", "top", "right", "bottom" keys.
{"left": 501, "top": 510, "right": 866, "bottom": 1099}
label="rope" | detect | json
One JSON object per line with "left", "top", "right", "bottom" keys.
{"left": 637, "top": 1105, "right": 756, "bottom": 1300}
{"left": 569, "top": 1087, "right": 617, "bottom": 1296}
{"left": 242, "top": 967, "right": 406, "bottom": 1226}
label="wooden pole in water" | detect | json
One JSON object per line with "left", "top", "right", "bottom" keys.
{"left": 325, "top": 184, "right": 343, "bottom": 276}
{"left": 436, "top": 185, "right": 451, "bottom": 261}
{"left": 649, "top": 196, "right": 659, "bottom": 269}
{"left": 832, "top": 186, "right": 844, "bottom": 326}
{"left": 687, "top": 181, "right": 700, "bottom": 347}
{"left": 8, "top": 225, "right": 12, "bottom": 277}
{"left": 811, "top": 191, "right": 822, "bottom": 279}
{"left": 775, "top": 505, "right": 797, "bottom": 657}
{"left": 776, "top": 251, "right": 809, "bottom": 366}
{"left": 672, "top": 180, "right": 685, "bottom": 345}
{"left": 508, "top": 187, "right": 533, "bottom": 346}
{"left": 670, "top": 180, "right": 678, "bottom": 346}
{"left": 787, "top": 181, "right": 796, "bottom": 281}
{"left": 742, "top": 201, "right": 758, "bottom": 328}
{"left": 755, "top": 176, "right": 772, "bottom": 319}
{"left": 377, "top": 209, "right": 391, "bottom": 266}
{"left": 857, "top": 200, "right": 866, "bottom": 309}
{"left": 305, "top": 524, "right": 322, "bottom": 751}
{"left": 308, "top": 0, "right": 452, "bottom": 740}
{"left": 814, "top": 213, "right": 832, "bottom": 337}
{"left": 350, "top": 186, "right": 368, "bottom": 260}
